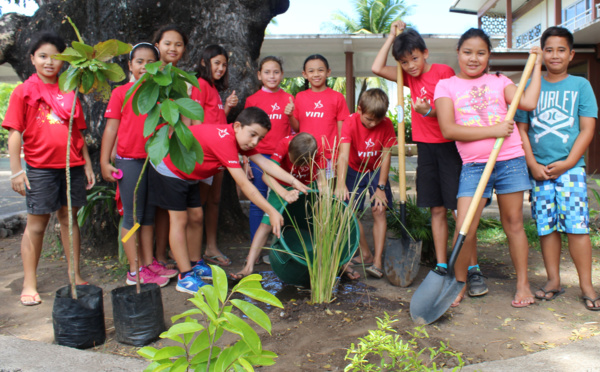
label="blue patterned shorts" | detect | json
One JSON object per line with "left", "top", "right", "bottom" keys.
{"left": 530, "top": 166, "right": 589, "bottom": 236}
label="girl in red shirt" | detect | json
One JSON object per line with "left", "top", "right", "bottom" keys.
{"left": 244, "top": 56, "right": 294, "bottom": 242}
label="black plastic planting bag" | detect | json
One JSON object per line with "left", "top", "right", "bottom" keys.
{"left": 52, "top": 284, "right": 106, "bottom": 349}
{"left": 111, "top": 283, "right": 166, "bottom": 346}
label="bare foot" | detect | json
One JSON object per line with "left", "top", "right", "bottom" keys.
{"left": 450, "top": 293, "right": 464, "bottom": 308}
{"left": 513, "top": 284, "right": 535, "bottom": 307}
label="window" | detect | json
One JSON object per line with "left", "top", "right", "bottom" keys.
{"left": 563, "top": 0, "right": 592, "bottom": 31}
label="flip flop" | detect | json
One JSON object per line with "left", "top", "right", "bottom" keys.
{"left": 203, "top": 254, "right": 232, "bottom": 267}
{"left": 582, "top": 295, "right": 600, "bottom": 311}
{"left": 534, "top": 287, "right": 565, "bottom": 301}
{"left": 342, "top": 269, "right": 360, "bottom": 281}
{"left": 350, "top": 256, "right": 373, "bottom": 267}
{"left": 20, "top": 293, "right": 42, "bottom": 306}
{"left": 365, "top": 265, "right": 384, "bottom": 279}
{"left": 511, "top": 299, "right": 534, "bottom": 308}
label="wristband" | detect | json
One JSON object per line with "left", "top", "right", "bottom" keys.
{"left": 10, "top": 170, "right": 24, "bottom": 179}
{"left": 423, "top": 107, "right": 432, "bottom": 117}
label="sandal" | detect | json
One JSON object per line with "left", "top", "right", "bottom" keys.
{"left": 203, "top": 254, "right": 232, "bottom": 267}
{"left": 350, "top": 256, "right": 373, "bottom": 267}
{"left": 582, "top": 295, "right": 600, "bottom": 311}
{"left": 534, "top": 287, "right": 565, "bottom": 301}
{"left": 20, "top": 293, "right": 42, "bottom": 306}
{"left": 342, "top": 269, "right": 360, "bottom": 281}
{"left": 365, "top": 265, "right": 383, "bottom": 279}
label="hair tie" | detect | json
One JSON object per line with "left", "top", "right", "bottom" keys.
{"left": 129, "top": 42, "right": 160, "bottom": 60}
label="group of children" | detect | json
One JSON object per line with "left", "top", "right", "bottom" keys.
{"left": 5, "top": 21, "right": 599, "bottom": 311}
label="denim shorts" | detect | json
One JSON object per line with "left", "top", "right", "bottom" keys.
{"left": 457, "top": 156, "right": 530, "bottom": 200}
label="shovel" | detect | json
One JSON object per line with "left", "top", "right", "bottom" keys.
{"left": 410, "top": 53, "right": 538, "bottom": 325}
{"left": 384, "top": 26, "right": 422, "bottom": 287}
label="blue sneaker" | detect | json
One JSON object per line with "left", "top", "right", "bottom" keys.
{"left": 176, "top": 272, "right": 207, "bottom": 295}
{"left": 192, "top": 260, "right": 212, "bottom": 280}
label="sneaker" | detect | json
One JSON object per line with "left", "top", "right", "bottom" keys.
{"left": 433, "top": 265, "right": 447, "bottom": 276}
{"left": 467, "top": 267, "right": 488, "bottom": 297}
{"left": 147, "top": 258, "right": 179, "bottom": 279}
{"left": 192, "top": 260, "right": 212, "bottom": 280}
{"left": 126, "top": 266, "right": 170, "bottom": 287}
{"left": 176, "top": 272, "right": 207, "bottom": 294}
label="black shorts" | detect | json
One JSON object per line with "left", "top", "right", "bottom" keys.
{"left": 345, "top": 167, "right": 393, "bottom": 211}
{"left": 25, "top": 165, "right": 88, "bottom": 215}
{"left": 148, "top": 165, "right": 202, "bottom": 211}
{"left": 415, "top": 142, "right": 462, "bottom": 210}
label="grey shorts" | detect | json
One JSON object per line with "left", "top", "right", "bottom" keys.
{"left": 25, "top": 165, "right": 88, "bottom": 215}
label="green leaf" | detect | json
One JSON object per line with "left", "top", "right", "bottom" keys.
{"left": 143, "top": 104, "right": 162, "bottom": 137}
{"left": 100, "top": 62, "right": 127, "bottom": 83}
{"left": 223, "top": 313, "right": 262, "bottom": 355}
{"left": 170, "top": 357, "right": 189, "bottom": 372}
{"left": 173, "top": 120, "right": 193, "bottom": 150}
{"left": 137, "top": 81, "right": 160, "bottom": 115}
{"left": 153, "top": 346, "right": 186, "bottom": 360}
{"left": 123, "top": 73, "right": 147, "bottom": 112}
{"left": 147, "top": 126, "right": 170, "bottom": 166}
{"left": 245, "top": 350, "right": 277, "bottom": 367}
{"left": 236, "top": 288, "right": 283, "bottom": 308}
{"left": 210, "top": 264, "right": 228, "bottom": 303}
{"left": 230, "top": 299, "right": 272, "bottom": 333}
{"left": 171, "top": 65, "right": 199, "bottom": 89}
{"left": 81, "top": 69, "right": 95, "bottom": 93}
{"left": 214, "top": 343, "right": 241, "bottom": 372}
{"left": 174, "top": 98, "right": 204, "bottom": 121}
{"left": 237, "top": 357, "right": 254, "bottom": 372}
{"left": 145, "top": 60, "right": 163, "bottom": 75}
{"left": 115, "top": 40, "right": 132, "bottom": 56}
{"left": 200, "top": 284, "right": 220, "bottom": 314}
{"left": 190, "top": 348, "right": 219, "bottom": 365}
{"left": 53, "top": 47, "right": 86, "bottom": 63}
{"left": 93, "top": 39, "right": 119, "bottom": 62}
{"left": 154, "top": 69, "right": 173, "bottom": 86}
{"left": 188, "top": 296, "right": 218, "bottom": 323}
{"left": 72, "top": 41, "right": 93, "bottom": 59}
{"left": 189, "top": 329, "right": 210, "bottom": 355}
{"left": 161, "top": 99, "right": 179, "bottom": 125}
{"left": 169, "top": 134, "right": 196, "bottom": 175}
{"left": 164, "top": 321, "right": 204, "bottom": 336}
{"left": 137, "top": 346, "right": 158, "bottom": 359}
{"left": 58, "top": 66, "right": 81, "bottom": 93}
{"left": 170, "top": 77, "right": 189, "bottom": 98}
{"left": 170, "top": 308, "right": 203, "bottom": 323}
{"left": 190, "top": 138, "right": 204, "bottom": 165}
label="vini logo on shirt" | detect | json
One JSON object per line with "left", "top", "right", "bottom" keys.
{"left": 306, "top": 100, "right": 324, "bottom": 118}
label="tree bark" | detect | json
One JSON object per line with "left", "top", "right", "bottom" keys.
{"left": 1, "top": 0, "right": 290, "bottom": 256}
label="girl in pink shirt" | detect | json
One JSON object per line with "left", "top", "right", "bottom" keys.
{"left": 434, "top": 28, "right": 542, "bottom": 308}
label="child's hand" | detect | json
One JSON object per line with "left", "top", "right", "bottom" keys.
{"left": 290, "top": 178, "right": 309, "bottom": 194}
{"left": 546, "top": 160, "right": 570, "bottom": 179}
{"left": 389, "top": 20, "right": 406, "bottom": 37}
{"left": 335, "top": 185, "right": 349, "bottom": 201}
{"left": 11, "top": 172, "right": 30, "bottom": 196}
{"left": 225, "top": 90, "right": 238, "bottom": 108}
{"left": 84, "top": 164, "right": 96, "bottom": 190}
{"left": 413, "top": 97, "right": 431, "bottom": 116}
{"left": 284, "top": 97, "right": 294, "bottom": 116}
{"left": 529, "top": 46, "right": 543, "bottom": 65}
{"left": 282, "top": 189, "right": 300, "bottom": 204}
{"left": 242, "top": 156, "right": 253, "bottom": 180}
{"left": 101, "top": 162, "right": 119, "bottom": 182}
{"left": 371, "top": 189, "right": 388, "bottom": 212}
{"left": 529, "top": 162, "right": 551, "bottom": 181}
{"left": 269, "top": 210, "right": 284, "bottom": 238}
{"left": 492, "top": 119, "right": 515, "bottom": 138}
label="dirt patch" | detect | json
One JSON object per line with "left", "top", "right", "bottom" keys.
{"left": 1, "top": 216, "right": 600, "bottom": 371}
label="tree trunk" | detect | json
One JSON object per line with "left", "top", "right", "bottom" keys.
{"left": 1, "top": 0, "right": 290, "bottom": 256}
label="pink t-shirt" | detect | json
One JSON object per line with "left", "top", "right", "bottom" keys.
{"left": 293, "top": 88, "right": 350, "bottom": 159}
{"left": 404, "top": 64, "right": 455, "bottom": 143}
{"left": 164, "top": 124, "right": 258, "bottom": 180}
{"left": 190, "top": 78, "right": 227, "bottom": 124}
{"left": 271, "top": 134, "right": 326, "bottom": 186}
{"left": 340, "top": 113, "right": 397, "bottom": 172}
{"left": 434, "top": 73, "right": 524, "bottom": 164}
{"left": 105, "top": 82, "right": 149, "bottom": 159}
{"left": 244, "top": 88, "right": 293, "bottom": 155}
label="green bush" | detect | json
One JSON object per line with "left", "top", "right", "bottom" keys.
{"left": 0, "top": 82, "right": 20, "bottom": 153}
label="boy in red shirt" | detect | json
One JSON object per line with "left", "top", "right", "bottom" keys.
{"left": 230, "top": 132, "right": 327, "bottom": 280}
{"left": 148, "top": 107, "right": 308, "bottom": 294}
{"left": 336, "top": 89, "right": 396, "bottom": 279}
{"left": 371, "top": 21, "right": 486, "bottom": 295}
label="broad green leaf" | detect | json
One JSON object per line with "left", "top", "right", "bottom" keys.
{"left": 245, "top": 354, "right": 277, "bottom": 367}
{"left": 153, "top": 362, "right": 174, "bottom": 372}
{"left": 237, "top": 358, "right": 254, "bottom": 372}
{"left": 58, "top": 66, "right": 81, "bottom": 93}
{"left": 161, "top": 99, "right": 179, "bottom": 125}
{"left": 200, "top": 284, "right": 220, "bottom": 313}
{"left": 123, "top": 72, "right": 147, "bottom": 111}
{"left": 223, "top": 313, "right": 261, "bottom": 355}
{"left": 145, "top": 60, "right": 162, "bottom": 75}
{"left": 220, "top": 320, "right": 244, "bottom": 338}
{"left": 159, "top": 329, "right": 183, "bottom": 343}
{"left": 142, "top": 361, "right": 161, "bottom": 372}
{"left": 211, "top": 264, "right": 228, "bottom": 303}
{"left": 230, "top": 299, "right": 272, "bottom": 333}
{"left": 153, "top": 346, "right": 186, "bottom": 360}
{"left": 189, "top": 329, "right": 210, "bottom": 355}
{"left": 169, "top": 134, "right": 196, "bottom": 175}
{"left": 137, "top": 81, "right": 160, "bottom": 115}
{"left": 147, "top": 126, "right": 169, "bottom": 166}
{"left": 170, "top": 308, "right": 203, "bottom": 323}
{"left": 143, "top": 104, "right": 162, "bottom": 137}
{"left": 190, "top": 138, "right": 204, "bottom": 165}
{"left": 115, "top": 40, "right": 132, "bottom": 56}
{"left": 218, "top": 341, "right": 252, "bottom": 372}
{"left": 214, "top": 343, "right": 240, "bottom": 372}
{"left": 53, "top": 47, "right": 86, "bottom": 63}
{"left": 236, "top": 288, "right": 283, "bottom": 308}
{"left": 93, "top": 39, "right": 118, "bottom": 61}
{"left": 164, "top": 321, "right": 204, "bottom": 336}
{"left": 101, "top": 62, "right": 126, "bottom": 83}
{"left": 154, "top": 69, "right": 173, "bottom": 86}
{"left": 171, "top": 65, "right": 199, "bottom": 89}
{"left": 190, "top": 348, "right": 219, "bottom": 365}
{"left": 170, "top": 357, "right": 189, "bottom": 372}
{"left": 137, "top": 346, "right": 158, "bottom": 359}
{"left": 72, "top": 41, "right": 93, "bottom": 59}
{"left": 81, "top": 69, "right": 94, "bottom": 93}
{"left": 175, "top": 98, "right": 204, "bottom": 121}
{"left": 232, "top": 273, "right": 263, "bottom": 291}
{"left": 173, "top": 120, "right": 193, "bottom": 150}
{"left": 170, "top": 76, "right": 189, "bottom": 98}
{"left": 189, "top": 296, "right": 218, "bottom": 323}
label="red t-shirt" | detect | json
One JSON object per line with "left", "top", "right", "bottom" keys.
{"left": 104, "top": 82, "right": 148, "bottom": 159}
{"left": 244, "top": 88, "right": 293, "bottom": 155}
{"left": 293, "top": 88, "right": 350, "bottom": 159}
{"left": 404, "top": 63, "right": 455, "bottom": 143}
{"left": 2, "top": 83, "right": 87, "bottom": 169}
{"left": 340, "top": 113, "right": 397, "bottom": 173}
{"left": 165, "top": 124, "right": 258, "bottom": 180}
{"left": 190, "top": 78, "right": 227, "bottom": 124}
{"left": 271, "top": 134, "right": 326, "bottom": 187}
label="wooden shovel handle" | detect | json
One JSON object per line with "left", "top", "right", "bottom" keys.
{"left": 396, "top": 28, "right": 406, "bottom": 203}
{"left": 458, "top": 53, "right": 538, "bottom": 235}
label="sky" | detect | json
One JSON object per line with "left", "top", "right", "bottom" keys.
{"left": 1, "top": 0, "right": 477, "bottom": 35}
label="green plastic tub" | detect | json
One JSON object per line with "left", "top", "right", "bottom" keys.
{"left": 269, "top": 191, "right": 360, "bottom": 287}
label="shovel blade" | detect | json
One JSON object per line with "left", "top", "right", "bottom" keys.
{"left": 384, "top": 236, "right": 422, "bottom": 287}
{"left": 409, "top": 270, "right": 465, "bottom": 325}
